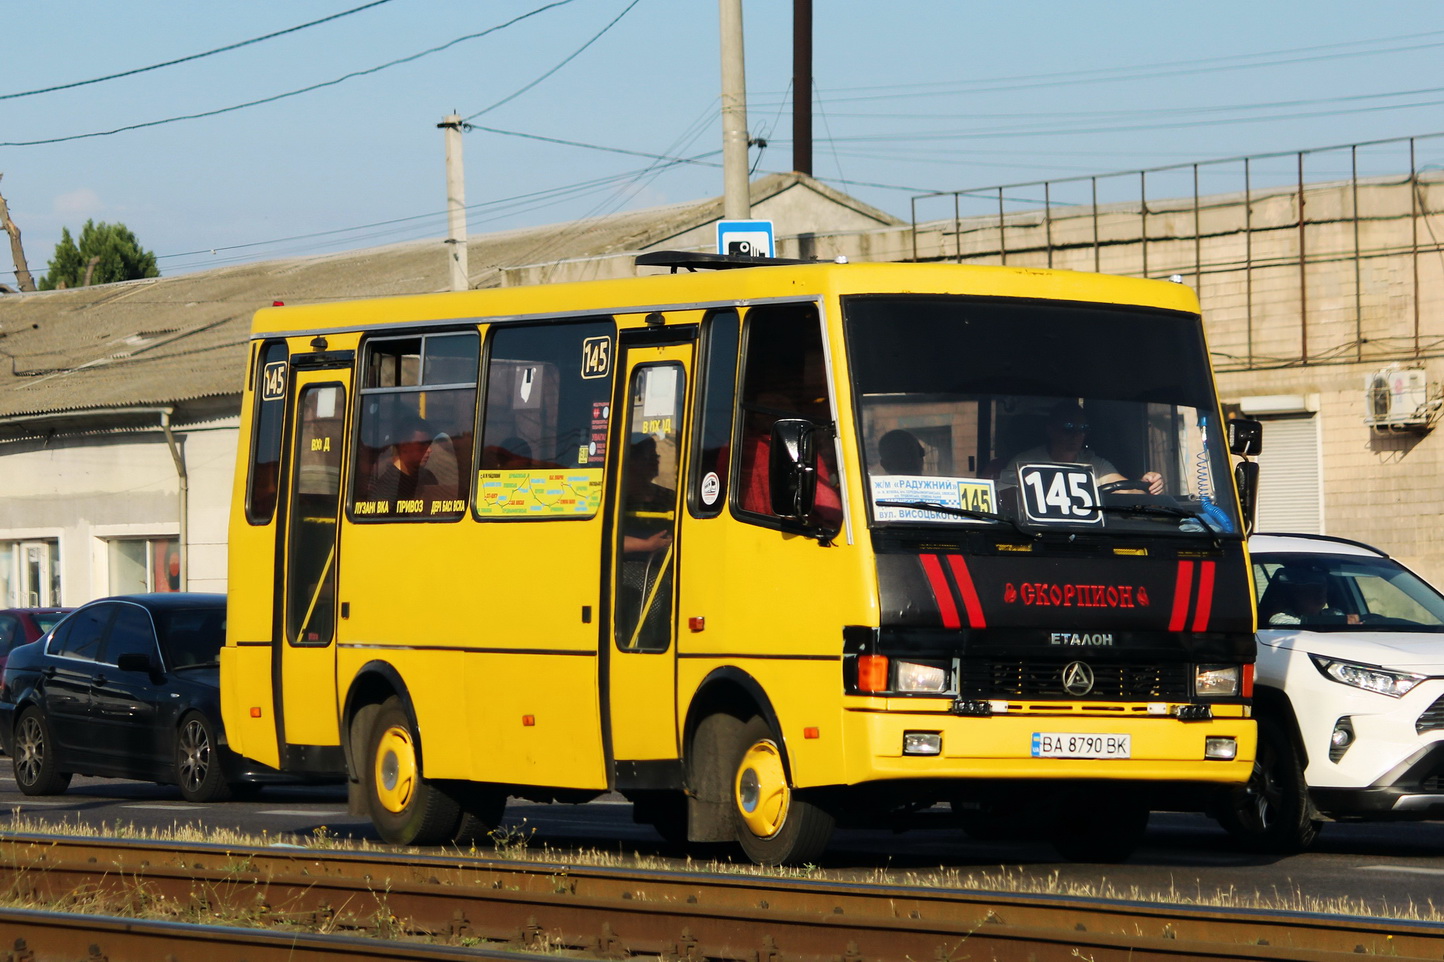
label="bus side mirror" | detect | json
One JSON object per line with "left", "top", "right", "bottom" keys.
{"left": 1234, "top": 460, "right": 1260, "bottom": 535}
{"left": 769, "top": 419, "right": 817, "bottom": 519}
{"left": 1227, "top": 418, "right": 1263, "bottom": 456}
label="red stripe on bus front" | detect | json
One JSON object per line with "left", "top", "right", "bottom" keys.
{"left": 919, "top": 554, "right": 962, "bottom": 629}
{"left": 1191, "top": 561, "right": 1216, "bottom": 632}
{"left": 945, "top": 554, "right": 987, "bottom": 628}
{"left": 1168, "top": 560, "right": 1194, "bottom": 632}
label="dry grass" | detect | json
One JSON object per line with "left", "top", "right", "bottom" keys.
{"left": 2, "top": 809, "right": 1439, "bottom": 925}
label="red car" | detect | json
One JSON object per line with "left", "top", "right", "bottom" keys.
{"left": 0, "top": 608, "right": 73, "bottom": 674}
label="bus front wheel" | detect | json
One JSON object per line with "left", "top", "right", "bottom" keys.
{"left": 729, "top": 716, "right": 834, "bottom": 865}
{"left": 364, "top": 697, "right": 461, "bottom": 845}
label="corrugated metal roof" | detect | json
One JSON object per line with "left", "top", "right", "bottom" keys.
{"left": 0, "top": 173, "right": 899, "bottom": 430}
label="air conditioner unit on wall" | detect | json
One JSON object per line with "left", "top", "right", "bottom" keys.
{"left": 1364, "top": 367, "right": 1438, "bottom": 431}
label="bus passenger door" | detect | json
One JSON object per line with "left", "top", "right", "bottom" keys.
{"left": 276, "top": 367, "right": 350, "bottom": 758}
{"left": 606, "top": 342, "right": 691, "bottom": 764}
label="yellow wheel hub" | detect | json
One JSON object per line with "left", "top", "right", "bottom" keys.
{"left": 735, "top": 738, "right": 789, "bottom": 838}
{"left": 374, "top": 724, "right": 418, "bottom": 814}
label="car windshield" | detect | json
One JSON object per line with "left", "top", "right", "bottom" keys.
{"left": 1254, "top": 552, "right": 1444, "bottom": 632}
{"left": 157, "top": 607, "right": 227, "bottom": 668}
{"left": 844, "top": 295, "right": 1241, "bottom": 538}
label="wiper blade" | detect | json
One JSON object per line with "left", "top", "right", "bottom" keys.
{"left": 1096, "top": 503, "right": 1195, "bottom": 520}
{"left": 172, "top": 661, "right": 220, "bottom": 670}
{"left": 875, "top": 500, "right": 1034, "bottom": 536}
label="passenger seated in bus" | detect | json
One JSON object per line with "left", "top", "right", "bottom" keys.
{"left": 999, "top": 400, "right": 1164, "bottom": 494}
{"left": 877, "top": 428, "right": 925, "bottom": 475}
{"left": 619, "top": 437, "right": 676, "bottom": 650}
{"left": 419, "top": 431, "right": 459, "bottom": 498}
{"left": 622, "top": 437, "right": 674, "bottom": 556}
{"left": 479, "top": 435, "right": 535, "bottom": 470}
{"left": 367, "top": 415, "right": 437, "bottom": 503}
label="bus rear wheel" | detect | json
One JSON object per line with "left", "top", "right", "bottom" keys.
{"left": 729, "top": 716, "right": 834, "bottom": 865}
{"left": 364, "top": 698, "right": 462, "bottom": 845}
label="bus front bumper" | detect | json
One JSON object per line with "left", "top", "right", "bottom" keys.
{"left": 841, "top": 705, "right": 1256, "bottom": 785}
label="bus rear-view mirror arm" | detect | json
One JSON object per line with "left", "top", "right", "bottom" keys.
{"left": 1227, "top": 418, "right": 1262, "bottom": 535}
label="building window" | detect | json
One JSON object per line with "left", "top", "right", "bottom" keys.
{"left": 108, "top": 538, "right": 181, "bottom": 594}
{"left": 0, "top": 540, "right": 61, "bottom": 607}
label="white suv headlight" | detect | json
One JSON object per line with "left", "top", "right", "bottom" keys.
{"left": 1310, "top": 654, "right": 1426, "bottom": 698}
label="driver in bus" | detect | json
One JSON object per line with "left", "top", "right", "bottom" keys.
{"left": 1001, "top": 400, "right": 1164, "bottom": 495}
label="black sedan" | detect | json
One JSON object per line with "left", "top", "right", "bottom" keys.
{"left": 0, "top": 593, "right": 283, "bottom": 802}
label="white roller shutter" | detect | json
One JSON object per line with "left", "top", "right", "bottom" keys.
{"left": 1254, "top": 414, "right": 1322, "bottom": 534}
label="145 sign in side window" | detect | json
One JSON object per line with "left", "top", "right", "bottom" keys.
{"left": 1016, "top": 463, "right": 1102, "bottom": 525}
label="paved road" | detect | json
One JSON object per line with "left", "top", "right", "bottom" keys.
{"left": 2, "top": 761, "right": 1442, "bottom": 918}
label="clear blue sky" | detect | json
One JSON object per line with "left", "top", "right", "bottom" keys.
{"left": 3, "top": 0, "right": 1443, "bottom": 284}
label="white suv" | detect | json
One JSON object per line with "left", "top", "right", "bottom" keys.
{"left": 1219, "top": 533, "right": 1444, "bottom": 851}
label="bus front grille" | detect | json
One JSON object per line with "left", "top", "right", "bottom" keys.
{"left": 957, "top": 659, "right": 1191, "bottom": 701}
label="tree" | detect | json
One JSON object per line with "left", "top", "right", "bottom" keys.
{"left": 39, "top": 220, "right": 159, "bottom": 290}
{"left": 0, "top": 173, "right": 37, "bottom": 292}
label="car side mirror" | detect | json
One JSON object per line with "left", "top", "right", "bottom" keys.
{"left": 769, "top": 418, "right": 817, "bottom": 520}
{"left": 116, "top": 653, "right": 154, "bottom": 674}
{"left": 1227, "top": 418, "right": 1263, "bottom": 456}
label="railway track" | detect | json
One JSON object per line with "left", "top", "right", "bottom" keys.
{"left": 1, "top": 832, "right": 1441, "bottom": 961}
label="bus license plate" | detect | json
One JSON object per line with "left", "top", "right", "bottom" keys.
{"left": 1031, "top": 732, "right": 1131, "bottom": 759}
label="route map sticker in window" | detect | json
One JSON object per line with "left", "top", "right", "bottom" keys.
{"left": 1016, "top": 462, "right": 1102, "bottom": 525}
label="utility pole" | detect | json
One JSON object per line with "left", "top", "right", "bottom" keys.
{"left": 793, "top": 0, "right": 812, "bottom": 175}
{"left": 719, "top": 0, "right": 751, "bottom": 219}
{"left": 438, "top": 114, "right": 469, "bottom": 292}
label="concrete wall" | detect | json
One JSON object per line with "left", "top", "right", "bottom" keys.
{"left": 0, "top": 420, "right": 237, "bottom": 604}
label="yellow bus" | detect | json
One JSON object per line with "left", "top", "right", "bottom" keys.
{"left": 221, "top": 253, "right": 1259, "bottom": 864}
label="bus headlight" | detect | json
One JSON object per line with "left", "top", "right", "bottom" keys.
{"left": 895, "top": 661, "right": 949, "bottom": 693}
{"left": 1195, "top": 665, "right": 1241, "bottom": 698}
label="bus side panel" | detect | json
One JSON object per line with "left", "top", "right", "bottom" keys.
{"left": 338, "top": 518, "right": 607, "bottom": 788}
{"left": 676, "top": 520, "right": 876, "bottom": 790}
{"left": 462, "top": 652, "right": 606, "bottom": 787}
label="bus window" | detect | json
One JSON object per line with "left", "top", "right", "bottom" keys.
{"left": 616, "top": 362, "right": 684, "bottom": 652}
{"left": 734, "top": 304, "right": 841, "bottom": 529}
{"left": 246, "top": 340, "right": 288, "bottom": 524}
{"left": 351, "top": 332, "right": 478, "bottom": 521}
{"left": 690, "top": 310, "right": 738, "bottom": 518}
{"left": 288, "top": 384, "right": 344, "bottom": 646}
{"left": 476, "top": 320, "right": 614, "bottom": 519}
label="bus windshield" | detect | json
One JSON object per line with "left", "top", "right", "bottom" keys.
{"left": 844, "top": 294, "right": 1241, "bottom": 537}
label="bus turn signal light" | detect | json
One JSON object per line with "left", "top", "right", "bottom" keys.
{"left": 857, "top": 654, "right": 889, "bottom": 692}
{"left": 249, "top": 707, "right": 262, "bottom": 718}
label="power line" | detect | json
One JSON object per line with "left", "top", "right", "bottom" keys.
{"left": 465, "top": 0, "right": 642, "bottom": 120}
{"left": 817, "top": 83, "right": 1444, "bottom": 124}
{"left": 810, "top": 97, "right": 1444, "bottom": 146}
{"left": 0, "top": 0, "right": 580, "bottom": 147}
{"left": 789, "top": 30, "right": 1444, "bottom": 107}
{"left": 0, "top": 0, "right": 396, "bottom": 101}
{"left": 466, "top": 124, "right": 723, "bottom": 168}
